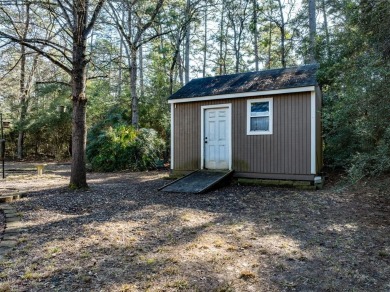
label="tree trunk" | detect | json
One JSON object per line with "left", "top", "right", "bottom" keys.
{"left": 219, "top": 0, "right": 225, "bottom": 75}
{"left": 280, "top": 25, "right": 286, "bottom": 67}
{"left": 184, "top": 0, "right": 191, "bottom": 83}
{"left": 202, "top": 2, "right": 208, "bottom": 78}
{"left": 130, "top": 47, "right": 139, "bottom": 127}
{"left": 309, "top": 0, "right": 317, "bottom": 63}
{"left": 178, "top": 52, "right": 184, "bottom": 86}
{"left": 267, "top": 20, "right": 272, "bottom": 69}
{"left": 253, "top": 0, "right": 259, "bottom": 71}
{"left": 17, "top": 3, "right": 30, "bottom": 160}
{"left": 277, "top": 0, "right": 286, "bottom": 68}
{"left": 233, "top": 26, "right": 239, "bottom": 73}
{"left": 321, "top": 0, "right": 331, "bottom": 59}
{"left": 70, "top": 14, "right": 89, "bottom": 189}
{"left": 70, "top": 48, "right": 88, "bottom": 188}
{"left": 139, "top": 44, "right": 144, "bottom": 99}
{"left": 17, "top": 46, "right": 27, "bottom": 160}
{"left": 118, "top": 36, "right": 123, "bottom": 98}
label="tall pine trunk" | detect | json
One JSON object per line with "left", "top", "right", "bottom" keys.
{"left": 309, "top": 0, "right": 317, "bottom": 63}
{"left": 69, "top": 0, "right": 102, "bottom": 189}
{"left": 277, "top": 0, "right": 286, "bottom": 68}
{"left": 253, "top": 0, "right": 259, "bottom": 71}
{"left": 218, "top": 0, "right": 225, "bottom": 75}
{"left": 17, "top": 3, "right": 30, "bottom": 160}
{"left": 321, "top": 0, "right": 330, "bottom": 59}
{"left": 130, "top": 47, "right": 139, "bottom": 127}
{"left": 267, "top": 20, "right": 272, "bottom": 69}
{"left": 17, "top": 46, "right": 27, "bottom": 160}
{"left": 202, "top": 3, "right": 207, "bottom": 78}
{"left": 184, "top": 0, "right": 190, "bottom": 83}
{"left": 70, "top": 37, "right": 88, "bottom": 188}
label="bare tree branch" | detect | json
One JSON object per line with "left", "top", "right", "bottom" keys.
{"left": 85, "top": 0, "right": 106, "bottom": 36}
{"left": 0, "top": 55, "right": 22, "bottom": 81}
{"left": 36, "top": 80, "right": 71, "bottom": 87}
{"left": 55, "top": 0, "right": 73, "bottom": 29}
{"left": 0, "top": 30, "right": 72, "bottom": 74}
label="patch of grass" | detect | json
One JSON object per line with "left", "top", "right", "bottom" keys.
{"left": 275, "top": 263, "right": 287, "bottom": 271}
{"left": 0, "top": 271, "right": 8, "bottom": 279}
{"left": 145, "top": 258, "right": 156, "bottom": 265}
{"left": 0, "top": 282, "right": 11, "bottom": 292}
{"left": 185, "top": 243, "right": 198, "bottom": 250}
{"left": 48, "top": 246, "right": 61, "bottom": 254}
{"left": 17, "top": 237, "right": 28, "bottom": 244}
{"left": 242, "top": 242, "right": 253, "bottom": 249}
{"left": 168, "top": 279, "right": 189, "bottom": 289}
{"left": 118, "top": 284, "right": 134, "bottom": 292}
{"left": 213, "top": 283, "right": 234, "bottom": 292}
{"left": 163, "top": 266, "right": 179, "bottom": 275}
{"left": 213, "top": 239, "right": 225, "bottom": 248}
{"left": 80, "top": 251, "right": 91, "bottom": 259}
{"left": 201, "top": 222, "right": 214, "bottom": 228}
{"left": 239, "top": 270, "right": 256, "bottom": 280}
{"left": 378, "top": 250, "right": 389, "bottom": 258}
{"left": 259, "top": 248, "right": 268, "bottom": 255}
{"left": 81, "top": 275, "right": 92, "bottom": 283}
{"left": 226, "top": 245, "right": 238, "bottom": 252}
{"left": 165, "top": 257, "right": 179, "bottom": 264}
{"left": 22, "top": 270, "right": 40, "bottom": 280}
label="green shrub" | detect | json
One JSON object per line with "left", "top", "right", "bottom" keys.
{"left": 86, "top": 110, "right": 165, "bottom": 172}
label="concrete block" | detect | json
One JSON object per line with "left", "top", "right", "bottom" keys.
{"left": 0, "top": 240, "right": 17, "bottom": 248}
{"left": 6, "top": 221, "right": 23, "bottom": 228}
{"left": 4, "top": 228, "right": 26, "bottom": 234}
{"left": 293, "top": 181, "right": 312, "bottom": 186}
{"left": 295, "top": 185, "right": 316, "bottom": 190}
{"left": 6, "top": 218, "right": 20, "bottom": 223}
{"left": 237, "top": 178, "right": 262, "bottom": 186}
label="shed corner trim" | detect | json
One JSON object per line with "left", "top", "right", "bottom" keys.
{"left": 310, "top": 90, "right": 316, "bottom": 174}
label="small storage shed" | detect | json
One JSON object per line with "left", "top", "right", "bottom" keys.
{"left": 168, "top": 64, "right": 322, "bottom": 182}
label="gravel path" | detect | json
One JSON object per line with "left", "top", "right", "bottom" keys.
{"left": 0, "top": 164, "right": 389, "bottom": 291}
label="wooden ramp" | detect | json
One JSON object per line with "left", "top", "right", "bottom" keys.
{"left": 159, "top": 170, "right": 234, "bottom": 193}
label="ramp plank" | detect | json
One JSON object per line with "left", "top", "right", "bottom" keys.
{"left": 160, "top": 170, "right": 233, "bottom": 193}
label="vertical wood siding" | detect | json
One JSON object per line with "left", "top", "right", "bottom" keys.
{"left": 174, "top": 92, "right": 312, "bottom": 175}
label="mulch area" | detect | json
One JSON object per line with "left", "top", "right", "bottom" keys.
{"left": 0, "top": 165, "right": 389, "bottom": 291}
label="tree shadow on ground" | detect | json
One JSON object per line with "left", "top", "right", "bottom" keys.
{"left": 1, "top": 172, "right": 389, "bottom": 291}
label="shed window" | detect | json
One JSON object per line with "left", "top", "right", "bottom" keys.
{"left": 247, "top": 98, "right": 273, "bottom": 135}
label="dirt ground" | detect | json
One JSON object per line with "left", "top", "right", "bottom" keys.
{"left": 0, "top": 162, "right": 389, "bottom": 291}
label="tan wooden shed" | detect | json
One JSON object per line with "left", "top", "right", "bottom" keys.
{"left": 168, "top": 64, "right": 322, "bottom": 182}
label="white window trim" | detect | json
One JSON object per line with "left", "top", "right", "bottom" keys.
{"left": 247, "top": 97, "right": 273, "bottom": 135}
{"left": 200, "top": 104, "right": 232, "bottom": 170}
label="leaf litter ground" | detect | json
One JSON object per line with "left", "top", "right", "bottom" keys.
{"left": 0, "top": 163, "right": 389, "bottom": 291}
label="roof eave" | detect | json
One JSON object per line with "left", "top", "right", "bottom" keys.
{"left": 168, "top": 85, "right": 316, "bottom": 104}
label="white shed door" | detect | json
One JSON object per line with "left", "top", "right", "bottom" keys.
{"left": 204, "top": 108, "right": 230, "bottom": 169}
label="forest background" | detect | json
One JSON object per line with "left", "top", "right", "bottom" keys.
{"left": 0, "top": 0, "right": 388, "bottom": 185}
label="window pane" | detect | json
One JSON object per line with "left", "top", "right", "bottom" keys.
{"left": 251, "top": 117, "right": 269, "bottom": 131}
{"left": 251, "top": 102, "right": 269, "bottom": 117}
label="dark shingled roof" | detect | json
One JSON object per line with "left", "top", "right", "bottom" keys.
{"left": 168, "top": 64, "right": 318, "bottom": 100}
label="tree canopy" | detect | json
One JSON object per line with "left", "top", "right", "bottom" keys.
{"left": 0, "top": 0, "right": 389, "bottom": 183}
